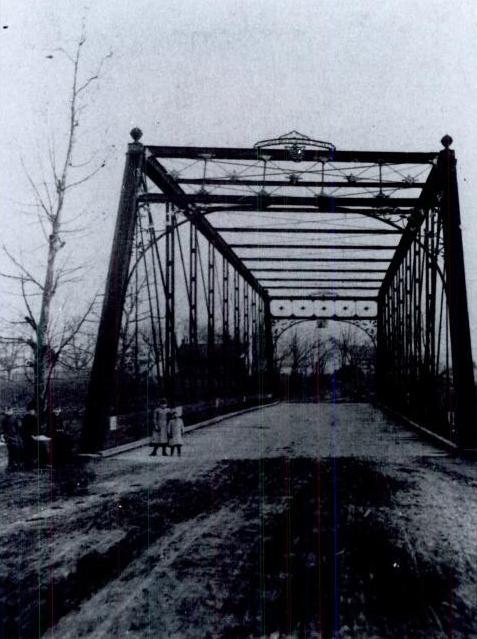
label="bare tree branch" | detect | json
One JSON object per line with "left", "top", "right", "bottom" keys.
{"left": 65, "top": 160, "right": 106, "bottom": 191}
{"left": 55, "top": 296, "right": 97, "bottom": 358}
{"left": 2, "top": 246, "right": 44, "bottom": 289}
{"left": 20, "top": 277, "right": 37, "bottom": 330}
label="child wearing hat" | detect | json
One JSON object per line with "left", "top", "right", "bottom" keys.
{"left": 168, "top": 407, "right": 184, "bottom": 457}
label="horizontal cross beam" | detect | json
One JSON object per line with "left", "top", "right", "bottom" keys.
{"left": 250, "top": 268, "right": 388, "bottom": 272}
{"left": 205, "top": 206, "right": 414, "bottom": 215}
{"left": 230, "top": 243, "right": 397, "bottom": 250}
{"left": 265, "top": 285, "right": 379, "bottom": 290}
{"left": 141, "top": 193, "right": 418, "bottom": 208}
{"left": 215, "top": 227, "right": 401, "bottom": 235}
{"left": 243, "top": 257, "right": 391, "bottom": 263}
{"left": 271, "top": 313, "right": 377, "bottom": 320}
{"left": 146, "top": 145, "right": 437, "bottom": 164}
{"left": 257, "top": 277, "right": 383, "bottom": 282}
{"left": 270, "top": 295, "right": 377, "bottom": 301}
{"left": 178, "top": 178, "right": 425, "bottom": 189}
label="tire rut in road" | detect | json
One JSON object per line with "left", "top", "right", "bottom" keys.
{"left": 32, "top": 457, "right": 472, "bottom": 639}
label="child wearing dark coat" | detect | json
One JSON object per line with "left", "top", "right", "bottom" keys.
{"left": 1, "top": 407, "right": 23, "bottom": 471}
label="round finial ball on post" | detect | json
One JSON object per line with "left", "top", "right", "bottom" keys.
{"left": 130, "top": 127, "right": 143, "bottom": 142}
{"left": 441, "top": 134, "right": 453, "bottom": 149}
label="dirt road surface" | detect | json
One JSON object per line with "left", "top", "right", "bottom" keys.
{"left": 1, "top": 402, "right": 476, "bottom": 638}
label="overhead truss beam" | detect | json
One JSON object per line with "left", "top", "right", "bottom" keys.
{"left": 266, "top": 285, "right": 379, "bottom": 290}
{"left": 270, "top": 295, "right": 377, "bottom": 301}
{"left": 215, "top": 227, "right": 402, "bottom": 235}
{"left": 258, "top": 277, "right": 383, "bottom": 282}
{"left": 243, "top": 257, "right": 390, "bottom": 263}
{"left": 229, "top": 243, "right": 397, "bottom": 250}
{"left": 141, "top": 193, "right": 419, "bottom": 208}
{"left": 272, "top": 313, "right": 377, "bottom": 320}
{"left": 250, "top": 267, "right": 388, "bottom": 272}
{"left": 146, "top": 145, "right": 437, "bottom": 164}
{"left": 204, "top": 206, "right": 414, "bottom": 215}
{"left": 178, "top": 178, "right": 425, "bottom": 189}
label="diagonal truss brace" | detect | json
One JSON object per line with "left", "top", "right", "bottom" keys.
{"left": 144, "top": 152, "right": 267, "bottom": 299}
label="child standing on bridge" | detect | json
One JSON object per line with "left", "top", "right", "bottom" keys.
{"left": 169, "top": 407, "right": 184, "bottom": 457}
{"left": 150, "top": 399, "right": 169, "bottom": 456}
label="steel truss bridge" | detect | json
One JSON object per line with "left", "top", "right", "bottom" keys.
{"left": 82, "top": 130, "right": 477, "bottom": 454}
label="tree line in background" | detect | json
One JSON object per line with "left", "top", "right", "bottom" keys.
{"left": 274, "top": 322, "right": 376, "bottom": 402}
{"left": 1, "top": 315, "right": 376, "bottom": 410}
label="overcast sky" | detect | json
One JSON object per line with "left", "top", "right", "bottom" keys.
{"left": 1, "top": 1, "right": 477, "bottom": 345}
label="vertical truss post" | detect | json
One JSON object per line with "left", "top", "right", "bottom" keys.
{"left": 133, "top": 222, "right": 140, "bottom": 380}
{"left": 207, "top": 243, "right": 215, "bottom": 398}
{"left": 428, "top": 211, "right": 438, "bottom": 377}
{"left": 207, "top": 243, "right": 215, "bottom": 349}
{"left": 256, "top": 296, "right": 265, "bottom": 395}
{"left": 189, "top": 223, "right": 198, "bottom": 346}
{"left": 263, "top": 296, "right": 275, "bottom": 394}
{"left": 251, "top": 291, "right": 258, "bottom": 374}
{"left": 82, "top": 129, "right": 144, "bottom": 452}
{"left": 376, "top": 294, "right": 385, "bottom": 400}
{"left": 244, "top": 283, "right": 250, "bottom": 373}
{"left": 222, "top": 258, "right": 229, "bottom": 343}
{"left": 414, "top": 233, "right": 423, "bottom": 378}
{"left": 410, "top": 241, "right": 418, "bottom": 386}
{"left": 423, "top": 214, "right": 431, "bottom": 376}
{"left": 165, "top": 205, "right": 176, "bottom": 405}
{"left": 405, "top": 251, "right": 412, "bottom": 388}
{"left": 397, "top": 261, "right": 404, "bottom": 403}
{"left": 438, "top": 139, "right": 477, "bottom": 449}
{"left": 233, "top": 270, "right": 240, "bottom": 343}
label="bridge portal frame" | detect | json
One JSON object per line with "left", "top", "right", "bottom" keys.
{"left": 82, "top": 130, "right": 477, "bottom": 453}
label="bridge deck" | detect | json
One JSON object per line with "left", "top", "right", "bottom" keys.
{"left": 1, "top": 403, "right": 476, "bottom": 638}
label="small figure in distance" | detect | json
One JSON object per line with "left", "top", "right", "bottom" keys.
{"left": 150, "top": 398, "right": 169, "bottom": 457}
{"left": 1, "top": 406, "right": 24, "bottom": 471}
{"left": 169, "top": 407, "right": 184, "bottom": 457}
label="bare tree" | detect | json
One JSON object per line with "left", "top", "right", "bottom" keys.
{"left": 311, "top": 336, "right": 333, "bottom": 378}
{"left": 0, "top": 338, "right": 24, "bottom": 382}
{"left": 277, "top": 330, "right": 331, "bottom": 377}
{"left": 56, "top": 323, "right": 97, "bottom": 374}
{"left": 329, "top": 325, "right": 375, "bottom": 372}
{"left": 0, "top": 27, "right": 111, "bottom": 410}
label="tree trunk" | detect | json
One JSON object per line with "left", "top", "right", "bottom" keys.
{"left": 36, "top": 228, "right": 60, "bottom": 411}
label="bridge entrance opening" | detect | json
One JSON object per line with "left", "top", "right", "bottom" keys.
{"left": 82, "top": 130, "right": 477, "bottom": 453}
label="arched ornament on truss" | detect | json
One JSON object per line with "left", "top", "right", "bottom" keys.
{"left": 271, "top": 317, "right": 377, "bottom": 348}
{"left": 254, "top": 130, "right": 336, "bottom": 163}
{"left": 336, "top": 318, "right": 377, "bottom": 347}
